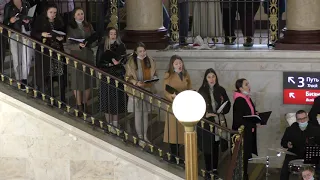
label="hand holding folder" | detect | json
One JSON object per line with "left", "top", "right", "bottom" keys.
{"left": 243, "top": 111, "right": 272, "bottom": 125}
{"left": 165, "top": 84, "right": 179, "bottom": 94}
{"left": 144, "top": 78, "right": 159, "bottom": 84}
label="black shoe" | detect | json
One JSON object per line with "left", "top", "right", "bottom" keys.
{"left": 243, "top": 37, "right": 254, "bottom": 47}
{"left": 224, "top": 37, "right": 236, "bottom": 45}
{"left": 179, "top": 37, "right": 188, "bottom": 46}
{"left": 76, "top": 104, "right": 83, "bottom": 117}
{"left": 20, "top": 79, "right": 27, "bottom": 90}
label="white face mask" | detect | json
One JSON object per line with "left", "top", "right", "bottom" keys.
{"left": 137, "top": 55, "right": 146, "bottom": 60}
{"left": 242, "top": 91, "right": 250, "bottom": 95}
{"left": 75, "top": 19, "right": 83, "bottom": 24}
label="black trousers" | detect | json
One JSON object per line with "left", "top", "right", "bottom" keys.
{"left": 204, "top": 141, "right": 220, "bottom": 171}
{"left": 222, "top": 1, "right": 260, "bottom": 38}
{"left": 280, "top": 155, "right": 298, "bottom": 180}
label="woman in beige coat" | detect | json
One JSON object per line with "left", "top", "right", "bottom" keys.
{"left": 163, "top": 55, "right": 192, "bottom": 161}
{"left": 125, "top": 42, "right": 158, "bottom": 145}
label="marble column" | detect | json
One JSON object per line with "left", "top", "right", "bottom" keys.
{"left": 122, "top": 0, "right": 168, "bottom": 49}
{"left": 276, "top": 0, "right": 320, "bottom": 50}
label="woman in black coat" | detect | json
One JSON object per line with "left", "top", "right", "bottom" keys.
{"left": 308, "top": 96, "right": 320, "bottom": 127}
{"left": 232, "top": 78, "right": 258, "bottom": 180}
{"left": 85, "top": 27, "right": 127, "bottom": 133}
{"left": 31, "top": 3, "right": 66, "bottom": 103}
{"left": 197, "top": 68, "right": 231, "bottom": 177}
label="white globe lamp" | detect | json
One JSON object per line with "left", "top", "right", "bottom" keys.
{"left": 172, "top": 90, "right": 206, "bottom": 180}
{"left": 172, "top": 90, "right": 206, "bottom": 132}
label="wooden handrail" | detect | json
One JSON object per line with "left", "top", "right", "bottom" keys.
{"left": 226, "top": 137, "right": 243, "bottom": 180}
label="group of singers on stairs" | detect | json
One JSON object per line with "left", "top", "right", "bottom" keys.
{"left": 2, "top": 1, "right": 320, "bottom": 180}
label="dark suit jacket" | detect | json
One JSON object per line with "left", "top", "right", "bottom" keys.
{"left": 281, "top": 122, "right": 320, "bottom": 158}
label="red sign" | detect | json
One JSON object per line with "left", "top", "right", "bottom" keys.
{"left": 283, "top": 89, "right": 320, "bottom": 105}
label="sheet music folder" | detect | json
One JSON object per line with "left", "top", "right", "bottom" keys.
{"left": 144, "top": 78, "right": 159, "bottom": 83}
{"left": 52, "top": 30, "right": 66, "bottom": 36}
{"left": 27, "top": 5, "right": 37, "bottom": 18}
{"left": 243, "top": 111, "right": 272, "bottom": 125}
{"left": 217, "top": 101, "right": 229, "bottom": 114}
{"left": 165, "top": 84, "right": 179, "bottom": 94}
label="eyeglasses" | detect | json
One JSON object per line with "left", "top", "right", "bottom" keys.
{"left": 297, "top": 116, "right": 308, "bottom": 121}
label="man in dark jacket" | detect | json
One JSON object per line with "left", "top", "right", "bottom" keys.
{"left": 280, "top": 110, "right": 320, "bottom": 180}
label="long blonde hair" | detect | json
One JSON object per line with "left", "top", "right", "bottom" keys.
{"left": 104, "top": 27, "right": 122, "bottom": 50}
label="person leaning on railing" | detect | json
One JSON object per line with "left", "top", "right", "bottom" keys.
{"left": 31, "top": 3, "right": 66, "bottom": 103}
{"left": 197, "top": 68, "right": 231, "bottom": 178}
{"left": 125, "top": 42, "right": 158, "bottom": 146}
{"left": 3, "top": 0, "right": 33, "bottom": 89}
{"left": 163, "top": 55, "right": 192, "bottom": 164}
{"left": 85, "top": 27, "right": 127, "bottom": 134}
{"left": 65, "top": 7, "right": 96, "bottom": 115}
{"left": 232, "top": 78, "right": 259, "bottom": 180}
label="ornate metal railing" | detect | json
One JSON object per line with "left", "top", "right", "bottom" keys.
{"left": 0, "top": 22, "right": 244, "bottom": 179}
{"left": 168, "top": 0, "right": 284, "bottom": 46}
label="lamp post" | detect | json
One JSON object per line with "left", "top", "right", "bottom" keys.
{"left": 172, "top": 90, "right": 206, "bottom": 180}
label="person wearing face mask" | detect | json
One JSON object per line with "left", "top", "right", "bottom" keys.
{"left": 232, "top": 78, "right": 259, "bottom": 180}
{"left": 197, "top": 68, "right": 231, "bottom": 179}
{"left": 301, "top": 166, "right": 316, "bottom": 180}
{"left": 125, "top": 42, "right": 158, "bottom": 146}
{"left": 65, "top": 7, "right": 95, "bottom": 115}
{"left": 31, "top": 3, "right": 66, "bottom": 104}
{"left": 280, "top": 110, "right": 320, "bottom": 180}
{"left": 163, "top": 55, "right": 192, "bottom": 164}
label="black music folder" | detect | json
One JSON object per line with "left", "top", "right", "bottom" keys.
{"left": 144, "top": 78, "right": 159, "bottom": 84}
{"left": 165, "top": 84, "right": 179, "bottom": 94}
{"left": 243, "top": 111, "right": 272, "bottom": 125}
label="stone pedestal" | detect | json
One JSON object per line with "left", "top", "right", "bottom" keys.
{"left": 276, "top": 0, "right": 320, "bottom": 50}
{"left": 122, "top": 0, "right": 168, "bottom": 49}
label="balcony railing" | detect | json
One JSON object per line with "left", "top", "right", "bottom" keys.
{"left": 46, "top": 0, "right": 284, "bottom": 48}
{"left": 0, "top": 23, "right": 244, "bottom": 179}
{"left": 167, "top": 0, "right": 285, "bottom": 47}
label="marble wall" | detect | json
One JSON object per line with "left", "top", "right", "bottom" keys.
{"left": 0, "top": 92, "right": 183, "bottom": 180}
{"left": 148, "top": 49, "right": 320, "bottom": 168}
